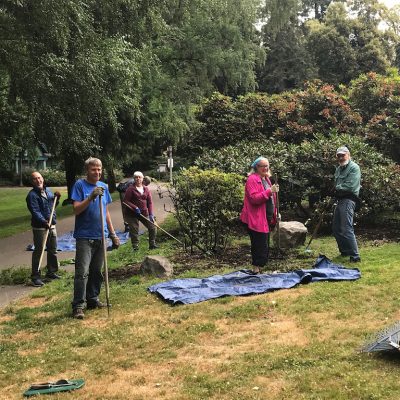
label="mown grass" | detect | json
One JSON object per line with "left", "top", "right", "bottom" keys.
{"left": 0, "top": 188, "right": 120, "bottom": 238}
{"left": 0, "top": 224, "right": 400, "bottom": 399}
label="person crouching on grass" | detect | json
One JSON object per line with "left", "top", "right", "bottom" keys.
{"left": 240, "top": 157, "right": 279, "bottom": 274}
{"left": 70, "top": 157, "right": 120, "bottom": 320}
{"left": 123, "top": 171, "right": 157, "bottom": 251}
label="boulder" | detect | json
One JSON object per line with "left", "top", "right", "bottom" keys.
{"left": 140, "top": 255, "right": 174, "bottom": 278}
{"left": 272, "top": 221, "right": 307, "bottom": 249}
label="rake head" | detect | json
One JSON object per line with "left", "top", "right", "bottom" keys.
{"left": 361, "top": 321, "right": 400, "bottom": 353}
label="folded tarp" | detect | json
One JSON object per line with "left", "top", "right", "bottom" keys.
{"left": 148, "top": 255, "right": 361, "bottom": 305}
{"left": 27, "top": 230, "right": 131, "bottom": 252}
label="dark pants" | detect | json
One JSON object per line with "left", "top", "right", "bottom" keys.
{"left": 248, "top": 228, "right": 269, "bottom": 267}
{"left": 332, "top": 198, "right": 359, "bottom": 258}
{"left": 125, "top": 214, "right": 157, "bottom": 248}
{"left": 31, "top": 227, "right": 58, "bottom": 279}
{"left": 72, "top": 239, "right": 104, "bottom": 310}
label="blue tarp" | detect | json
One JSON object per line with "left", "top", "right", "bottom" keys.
{"left": 148, "top": 255, "right": 361, "bottom": 305}
{"left": 27, "top": 230, "right": 131, "bottom": 252}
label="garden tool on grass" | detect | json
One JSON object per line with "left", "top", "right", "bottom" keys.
{"left": 23, "top": 379, "right": 85, "bottom": 397}
{"left": 37, "top": 195, "right": 58, "bottom": 274}
{"left": 304, "top": 198, "right": 334, "bottom": 255}
{"left": 99, "top": 194, "right": 111, "bottom": 316}
{"left": 123, "top": 202, "right": 184, "bottom": 246}
{"left": 361, "top": 321, "right": 400, "bottom": 353}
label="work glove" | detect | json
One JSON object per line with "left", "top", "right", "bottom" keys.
{"left": 270, "top": 184, "right": 279, "bottom": 193}
{"left": 109, "top": 233, "right": 120, "bottom": 249}
{"left": 54, "top": 191, "right": 61, "bottom": 199}
{"left": 278, "top": 213, "right": 281, "bottom": 221}
{"left": 149, "top": 214, "right": 155, "bottom": 223}
{"left": 134, "top": 208, "right": 141, "bottom": 216}
{"left": 89, "top": 186, "right": 104, "bottom": 201}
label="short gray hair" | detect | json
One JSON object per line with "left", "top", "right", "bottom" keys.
{"left": 84, "top": 157, "right": 102, "bottom": 170}
{"left": 133, "top": 171, "right": 144, "bottom": 178}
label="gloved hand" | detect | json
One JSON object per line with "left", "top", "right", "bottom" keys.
{"left": 89, "top": 186, "right": 104, "bottom": 201}
{"left": 270, "top": 184, "right": 279, "bottom": 193}
{"left": 110, "top": 233, "right": 120, "bottom": 249}
{"left": 278, "top": 213, "right": 282, "bottom": 221}
{"left": 149, "top": 214, "right": 155, "bottom": 223}
{"left": 54, "top": 191, "right": 61, "bottom": 199}
{"left": 135, "top": 208, "right": 141, "bottom": 216}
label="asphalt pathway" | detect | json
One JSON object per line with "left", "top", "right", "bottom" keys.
{"left": 0, "top": 183, "right": 173, "bottom": 308}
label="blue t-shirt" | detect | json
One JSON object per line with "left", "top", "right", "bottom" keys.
{"left": 71, "top": 179, "right": 112, "bottom": 239}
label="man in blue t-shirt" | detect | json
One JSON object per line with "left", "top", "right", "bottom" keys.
{"left": 71, "top": 157, "right": 120, "bottom": 319}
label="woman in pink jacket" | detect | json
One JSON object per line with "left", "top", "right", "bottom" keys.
{"left": 240, "top": 157, "right": 279, "bottom": 274}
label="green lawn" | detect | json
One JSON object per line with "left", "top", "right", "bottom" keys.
{"left": 0, "top": 187, "right": 119, "bottom": 238}
{"left": 1, "top": 227, "right": 400, "bottom": 399}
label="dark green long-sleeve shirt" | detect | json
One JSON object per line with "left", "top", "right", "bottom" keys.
{"left": 334, "top": 160, "right": 361, "bottom": 196}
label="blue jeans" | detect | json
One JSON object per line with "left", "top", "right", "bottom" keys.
{"left": 72, "top": 239, "right": 104, "bottom": 310}
{"left": 332, "top": 198, "right": 359, "bottom": 258}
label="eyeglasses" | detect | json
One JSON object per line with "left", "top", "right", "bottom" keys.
{"left": 257, "top": 164, "right": 269, "bottom": 169}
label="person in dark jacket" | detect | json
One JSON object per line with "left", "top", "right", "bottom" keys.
{"left": 123, "top": 171, "right": 157, "bottom": 250}
{"left": 332, "top": 146, "right": 361, "bottom": 262}
{"left": 26, "top": 171, "right": 61, "bottom": 286}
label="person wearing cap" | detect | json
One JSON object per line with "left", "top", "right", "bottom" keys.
{"left": 332, "top": 146, "right": 361, "bottom": 262}
{"left": 240, "top": 157, "right": 279, "bottom": 274}
{"left": 123, "top": 171, "right": 157, "bottom": 251}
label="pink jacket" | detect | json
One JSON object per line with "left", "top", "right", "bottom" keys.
{"left": 240, "top": 173, "right": 277, "bottom": 233}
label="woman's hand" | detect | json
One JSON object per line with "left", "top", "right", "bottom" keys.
{"left": 271, "top": 184, "right": 279, "bottom": 193}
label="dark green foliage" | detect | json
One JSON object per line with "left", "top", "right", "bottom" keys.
{"left": 195, "top": 134, "right": 400, "bottom": 218}
{"left": 170, "top": 167, "right": 244, "bottom": 254}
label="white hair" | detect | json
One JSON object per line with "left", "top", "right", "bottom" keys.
{"left": 133, "top": 171, "right": 144, "bottom": 178}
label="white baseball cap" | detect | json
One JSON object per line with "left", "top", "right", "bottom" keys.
{"left": 336, "top": 146, "right": 350, "bottom": 155}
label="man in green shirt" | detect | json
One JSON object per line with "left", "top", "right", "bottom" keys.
{"left": 332, "top": 146, "right": 361, "bottom": 262}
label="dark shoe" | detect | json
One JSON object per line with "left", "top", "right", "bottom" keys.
{"left": 87, "top": 300, "right": 111, "bottom": 310}
{"left": 349, "top": 256, "right": 361, "bottom": 263}
{"left": 72, "top": 308, "right": 84, "bottom": 319}
{"left": 149, "top": 244, "right": 159, "bottom": 250}
{"left": 45, "top": 272, "right": 61, "bottom": 280}
{"left": 31, "top": 278, "right": 44, "bottom": 287}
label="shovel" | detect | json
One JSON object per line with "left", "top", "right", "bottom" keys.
{"left": 99, "top": 194, "right": 111, "bottom": 316}
{"left": 304, "top": 198, "right": 334, "bottom": 254}
{"left": 123, "top": 202, "right": 184, "bottom": 246}
{"left": 37, "top": 194, "right": 58, "bottom": 274}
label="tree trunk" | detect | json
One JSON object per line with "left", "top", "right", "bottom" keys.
{"left": 64, "top": 155, "right": 81, "bottom": 204}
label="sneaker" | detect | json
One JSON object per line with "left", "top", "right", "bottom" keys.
{"left": 87, "top": 300, "right": 111, "bottom": 310}
{"left": 349, "top": 256, "right": 361, "bottom": 263}
{"left": 31, "top": 278, "right": 44, "bottom": 287}
{"left": 45, "top": 272, "right": 61, "bottom": 280}
{"left": 72, "top": 308, "right": 84, "bottom": 319}
{"left": 149, "top": 244, "right": 159, "bottom": 250}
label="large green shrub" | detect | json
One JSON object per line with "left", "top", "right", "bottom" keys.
{"left": 195, "top": 134, "right": 400, "bottom": 218}
{"left": 170, "top": 167, "right": 244, "bottom": 254}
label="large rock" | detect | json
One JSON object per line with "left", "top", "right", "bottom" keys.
{"left": 140, "top": 255, "right": 174, "bottom": 278}
{"left": 272, "top": 221, "right": 307, "bottom": 249}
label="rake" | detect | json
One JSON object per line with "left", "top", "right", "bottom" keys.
{"left": 360, "top": 321, "right": 400, "bottom": 353}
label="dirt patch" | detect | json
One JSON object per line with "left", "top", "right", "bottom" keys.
{"left": 17, "top": 297, "right": 47, "bottom": 308}
{"left": 0, "top": 314, "right": 14, "bottom": 323}
{"left": 109, "top": 264, "right": 141, "bottom": 280}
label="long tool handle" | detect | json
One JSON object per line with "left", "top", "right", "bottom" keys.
{"left": 37, "top": 196, "right": 57, "bottom": 272}
{"left": 99, "top": 194, "right": 111, "bottom": 316}
{"left": 274, "top": 173, "right": 280, "bottom": 252}
{"left": 123, "top": 202, "right": 184, "bottom": 245}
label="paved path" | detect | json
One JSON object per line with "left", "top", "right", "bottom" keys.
{"left": 0, "top": 183, "right": 173, "bottom": 307}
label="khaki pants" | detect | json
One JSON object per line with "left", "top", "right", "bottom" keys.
{"left": 125, "top": 214, "right": 157, "bottom": 248}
